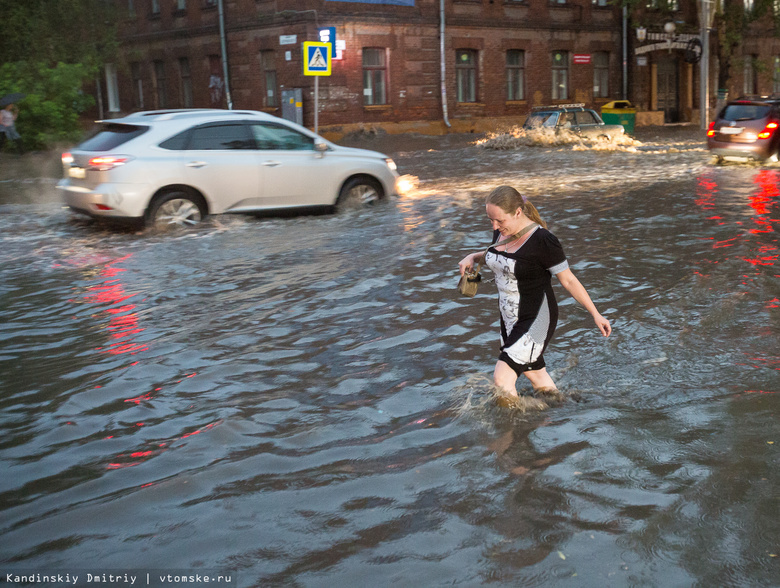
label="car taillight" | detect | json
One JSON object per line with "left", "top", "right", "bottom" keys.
{"left": 62, "top": 152, "right": 74, "bottom": 165}
{"left": 758, "top": 122, "right": 778, "bottom": 140}
{"left": 88, "top": 156, "right": 131, "bottom": 171}
{"left": 707, "top": 122, "right": 715, "bottom": 137}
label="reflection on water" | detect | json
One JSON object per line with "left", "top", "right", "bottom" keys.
{"left": 1, "top": 138, "right": 778, "bottom": 586}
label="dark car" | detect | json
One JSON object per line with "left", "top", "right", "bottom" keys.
{"left": 707, "top": 96, "right": 780, "bottom": 163}
{"left": 522, "top": 103, "right": 625, "bottom": 140}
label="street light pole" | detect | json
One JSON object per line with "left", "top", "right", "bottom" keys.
{"left": 699, "top": 0, "right": 712, "bottom": 130}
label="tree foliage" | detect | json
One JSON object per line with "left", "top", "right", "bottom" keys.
{"left": 0, "top": 0, "right": 118, "bottom": 149}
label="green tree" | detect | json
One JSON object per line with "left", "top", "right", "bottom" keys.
{"left": 0, "top": 0, "right": 118, "bottom": 150}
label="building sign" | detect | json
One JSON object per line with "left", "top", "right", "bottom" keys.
{"left": 573, "top": 54, "right": 591, "bottom": 64}
{"left": 326, "top": 0, "right": 414, "bottom": 5}
{"left": 280, "top": 35, "right": 297, "bottom": 45}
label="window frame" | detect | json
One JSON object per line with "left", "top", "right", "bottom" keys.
{"left": 260, "top": 50, "right": 278, "bottom": 108}
{"left": 551, "top": 50, "right": 569, "bottom": 100}
{"left": 362, "top": 47, "right": 388, "bottom": 106}
{"left": 153, "top": 60, "right": 168, "bottom": 109}
{"left": 593, "top": 51, "right": 609, "bottom": 98}
{"left": 455, "top": 49, "right": 478, "bottom": 103}
{"left": 506, "top": 50, "right": 525, "bottom": 101}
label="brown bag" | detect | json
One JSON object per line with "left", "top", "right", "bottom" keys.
{"left": 457, "top": 270, "right": 482, "bottom": 297}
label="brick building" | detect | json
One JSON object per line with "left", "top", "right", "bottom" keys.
{"left": 103, "top": 0, "right": 780, "bottom": 136}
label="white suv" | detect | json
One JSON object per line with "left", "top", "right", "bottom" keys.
{"left": 58, "top": 109, "right": 401, "bottom": 229}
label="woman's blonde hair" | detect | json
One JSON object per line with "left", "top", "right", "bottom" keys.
{"left": 485, "top": 185, "right": 547, "bottom": 229}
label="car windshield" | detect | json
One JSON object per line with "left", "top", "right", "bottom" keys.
{"left": 78, "top": 124, "right": 149, "bottom": 151}
{"left": 720, "top": 104, "right": 772, "bottom": 122}
{"left": 524, "top": 113, "right": 558, "bottom": 128}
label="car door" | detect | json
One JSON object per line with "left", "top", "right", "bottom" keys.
{"left": 180, "top": 122, "right": 263, "bottom": 213}
{"left": 249, "top": 122, "right": 340, "bottom": 208}
{"left": 573, "top": 110, "right": 600, "bottom": 137}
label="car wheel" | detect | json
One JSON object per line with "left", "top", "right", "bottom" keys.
{"left": 146, "top": 190, "right": 206, "bottom": 230}
{"left": 336, "top": 177, "right": 384, "bottom": 210}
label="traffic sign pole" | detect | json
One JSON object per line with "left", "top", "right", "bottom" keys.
{"left": 303, "top": 41, "right": 331, "bottom": 134}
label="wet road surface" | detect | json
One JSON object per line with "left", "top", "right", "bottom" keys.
{"left": 1, "top": 128, "right": 778, "bottom": 586}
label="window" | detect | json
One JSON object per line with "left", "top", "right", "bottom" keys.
{"left": 592, "top": 0, "right": 608, "bottom": 6}
{"left": 593, "top": 52, "right": 609, "bottom": 98}
{"left": 456, "top": 49, "right": 478, "bottom": 103}
{"left": 250, "top": 124, "right": 315, "bottom": 150}
{"left": 188, "top": 124, "right": 255, "bottom": 150}
{"left": 744, "top": 0, "right": 754, "bottom": 12}
{"left": 774, "top": 57, "right": 780, "bottom": 93}
{"left": 105, "top": 63, "right": 120, "bottom": 112}
{"left": 363, "top": 48, "right": 388, "bottom": 105}
{"left": 551, "top": 51, "right": 569, "bottom": 100}
{"left": 744, "top": 55, "right": 757, "bottom": 95}
{"left": 179, "top": 58, "right": 193, "bottom": 108}
{"left": 506, "top": 50, "right": 525, "bottom": 101}
{"left": 151, "top": 0, "right": 160, "bottom": 14}
{"left": 575, "top": 110, "right": 599, "bottom": 125}
{"left": 177, "top": 0, "right": 186, "bottom": 9}
{"left": 261, "top": 51, "right": 278, "bottom": 108}
{"left": 131, "top": 62, "right": 144, "bottom": 109}
{"left": 153, "top": 60, "right": 167, "bottom": 108}
{"left": 646, "top": 0, "right": 679, "bottom": 8}
{"left": 209, "top": 55, "right": 224, "bottom": 106}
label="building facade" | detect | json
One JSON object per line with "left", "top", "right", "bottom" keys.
{"left": 104, "top": 0, "right": 780, "bottom": 136}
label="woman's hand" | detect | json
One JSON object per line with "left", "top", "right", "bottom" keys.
{"left": 593, "top": 313, "right": 611, "bottom": 337}
{"left": 458, "top": 252, "right": 482, "bottom": 276}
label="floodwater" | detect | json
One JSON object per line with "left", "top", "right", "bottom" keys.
{"left": 1, "top": 130, "right": 778, "bottom": 587}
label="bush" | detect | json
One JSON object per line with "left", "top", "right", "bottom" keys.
{"left": 0, "top": 62, "right": 95, "bottom": 151}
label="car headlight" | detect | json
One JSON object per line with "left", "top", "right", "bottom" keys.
{"left": 385, "top": 158, "right": 397, "bottom": 172}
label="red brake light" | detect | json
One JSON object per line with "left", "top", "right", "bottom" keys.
{"left": 88, "top": 156, "right": 130, "bottom": 171}
{"left": 62, "top": 152, "right": 74, "bottom": 165}
{"left": 758, "top": 122, "right": 778, "bottom": 140}
{"left": 707, "top": 122, "right": 715, "bottom": 137}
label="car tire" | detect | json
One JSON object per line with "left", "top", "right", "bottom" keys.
{"left": 146, "top": 190, "right": 206, "bottom": 230}
{"left": 336, "top": 176, "right": 384, "bottom": 210}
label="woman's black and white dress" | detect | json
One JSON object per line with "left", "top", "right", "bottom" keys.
{"left": 484, "top": 227, "right": 569, "bottom": 374}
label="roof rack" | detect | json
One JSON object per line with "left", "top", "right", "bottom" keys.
{"left": 531, "top": 103, "right": 586, "bottom": 111}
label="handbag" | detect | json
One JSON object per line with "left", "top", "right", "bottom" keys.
{"left": 457, "top": 223, "right": 538, "bottom": 297}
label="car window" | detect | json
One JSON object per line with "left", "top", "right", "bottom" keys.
{"left": 560, "top": 113, "right": 575, "bottom": 128}
{"left": 250, "top": 124, "right": 315, "bottom": 150}
{"left": 78, "top": 124, "right": 149, "bottom": 151}
{"left": 575, "top": 111, "right": 599, "bottom": 125}
{"left": 721, "top": 104, "right": 771, "bottom": 122}
{"left": 188, "top": 124, "right": 255, "bottom": 150}
{"left": 158, "top": 131, "right": 189, "bottom": 151}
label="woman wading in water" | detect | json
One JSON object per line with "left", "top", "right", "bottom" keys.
{"left": 458, "top": 186, "right": 611, "bottom": 406}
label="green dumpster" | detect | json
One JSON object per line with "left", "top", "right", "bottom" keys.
{"left": 601, "top": 100, "right": 636, "bottom": 135}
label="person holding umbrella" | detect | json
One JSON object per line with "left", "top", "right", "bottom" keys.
{"left": 0, "top": 93, "right": 25, "bottom": 154}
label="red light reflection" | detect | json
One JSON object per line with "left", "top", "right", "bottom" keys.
{"left": 80, "top": 254, "right": 149, "bottom": 357}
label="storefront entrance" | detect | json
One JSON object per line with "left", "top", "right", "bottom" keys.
{"left": 656, "top": 55, "right": 680, "bottom": 123}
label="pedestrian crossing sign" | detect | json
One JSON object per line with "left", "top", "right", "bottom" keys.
{"left": 303, "top": 42, "right": 331, "bottom": 76}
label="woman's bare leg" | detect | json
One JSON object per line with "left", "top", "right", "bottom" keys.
{"left": 523, "top": 368, "right": 557, "bottom": 391}
{"left": 493, "top": 360, "right": 519, "bottom": 397}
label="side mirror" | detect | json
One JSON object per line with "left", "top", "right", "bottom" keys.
{"left": 314, "top": 142, "right": 329, "bottom": 153}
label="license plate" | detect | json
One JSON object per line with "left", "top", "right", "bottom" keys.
{"left": 719, "top": 127, "right": 743, "bottom": 135}
{"left": 68, "top": 167, "right": 86, "bottom": 179}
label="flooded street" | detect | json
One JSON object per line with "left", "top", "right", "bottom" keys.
{"left": 1, "top": 129, "right": 778, "bottom": 587}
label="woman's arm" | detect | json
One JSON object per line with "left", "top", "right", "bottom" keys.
{"left": 555, "top": 268, "right": 611, "bottom": 337}
{"left": 458, "top": 252, "right": 484, "bottom": 276}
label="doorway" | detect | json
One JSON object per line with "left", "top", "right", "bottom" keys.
{"left": 656, "top": 55, "right": 679, "bottom": 123}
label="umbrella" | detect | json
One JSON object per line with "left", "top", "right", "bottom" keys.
{"left": 0, "top": 93, "right": 26, "bottom": 107}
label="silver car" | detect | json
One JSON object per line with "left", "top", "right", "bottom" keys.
{"left": 522, "top": 104, "right": 625, "bottom": 140}
{"left": 58, "top": 109, "right": 401, "bottom": 229}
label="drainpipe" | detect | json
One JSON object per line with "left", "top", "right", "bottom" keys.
{"left": 622, "top": 5, "right": 628, "bottom": 100}
{"left": 440, "top": 0, "right": 451, "bottom": 128}
{"left": 218, "top": 0, "right": 234, "bottom": 110}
